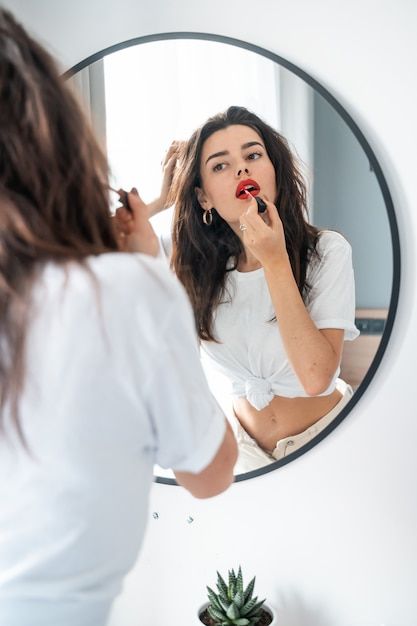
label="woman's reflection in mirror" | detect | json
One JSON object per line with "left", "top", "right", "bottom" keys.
{"left": 118, "top": 106, "right": 359, "bottom": 474}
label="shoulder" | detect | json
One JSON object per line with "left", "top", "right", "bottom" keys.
{"left": 316, "top": 229, "right": 352, "bottom": 255}
{"left": 91, "top": 253, "right": 195, "bottom": 335}
{"left": 39, "top": 253, "right": 191, "bottom": 330}
{"left": 87, "top": 252, "right": 185, "bottom": 304}
{"left": 307, "top": 230, "right": 353, "bottom": 281}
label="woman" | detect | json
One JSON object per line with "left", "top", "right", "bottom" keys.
{"left": 163, "top": 106, "right": 359, "bottom": 472}
{"left": 0, "top": 10, "right": 236, "bottom": 626}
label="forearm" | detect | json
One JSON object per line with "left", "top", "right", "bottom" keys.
{"left": 174, "top": 420, "right": 237, "bottom": 498}
{"left": 264, "top": 256, "right": 340, "bottom": 395}
{"left": 146, "top": 197, "right": 165, "bottom": 218}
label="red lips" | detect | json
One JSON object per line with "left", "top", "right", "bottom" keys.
{"left": 235, "top": 179, "right": 260, "bottom": 199}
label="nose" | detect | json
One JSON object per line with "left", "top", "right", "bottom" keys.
{"left": 237, "top": 167, "right": 249, "bottom": 177}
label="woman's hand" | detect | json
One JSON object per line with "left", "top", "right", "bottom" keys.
{"left": 238, "top": 194, "right": 288, "bottom": 270}
{"left": 113, "top": 188, "right": 160, "bottom": 257}
{"left": 146, "top": 140, "right": 184, "bottom": 217}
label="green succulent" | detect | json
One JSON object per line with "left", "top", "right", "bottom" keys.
{"left": 206, "top": 566, "right": 266, "bottom": 626}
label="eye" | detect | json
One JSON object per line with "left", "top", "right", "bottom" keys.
{"left": 212, "top": 162, "right": 226, "bottom": 172}
{"left": 247, "top": 151, "right": 262, "bottom": 161}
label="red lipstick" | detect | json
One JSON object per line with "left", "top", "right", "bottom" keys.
{"left": 240, "top": 187, "right": 267, "bottom": 213}
{"left": 235, "top": 179, "right": 260, "bottom": 199}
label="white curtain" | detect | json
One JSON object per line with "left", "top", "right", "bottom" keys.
{"left": 67, "top": 59, "right": 107, "bottom": 152}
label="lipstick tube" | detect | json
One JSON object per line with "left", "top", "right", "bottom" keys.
{"left": 255, "top": 196, "right": 267, "bottom": 213}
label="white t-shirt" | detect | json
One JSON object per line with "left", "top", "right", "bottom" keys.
{"left": 200, "top": 230, "right": 360, "bottom": 409}
{"left": 0, "top": 253, "right": 226, "bottom": 626}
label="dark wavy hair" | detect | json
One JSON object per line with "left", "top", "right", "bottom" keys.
{"left": 0, "top": 9, "right": 118, "bottom": 439}
{"left": 171, "top": 105, "right": 320, "bottom": 341}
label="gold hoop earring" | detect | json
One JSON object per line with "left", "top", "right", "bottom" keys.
{"left": 203, "top": 208, "right": 213, "bottom": 226}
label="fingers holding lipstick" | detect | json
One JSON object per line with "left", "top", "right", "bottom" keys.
{"left": 239, "top": 194, "right": 287, "bottom": 267}
{"left": 241, "top": 192, "right": 270, "bottom": 229}
{"left": 262, "top": 196, "right": 282, "bottom": 231}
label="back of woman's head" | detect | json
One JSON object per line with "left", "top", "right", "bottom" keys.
{"left": 0, "top": 9, "right": 117, "bottom": 259}
{"left": 0, "top": 9, "right": 118, "bottom": 437}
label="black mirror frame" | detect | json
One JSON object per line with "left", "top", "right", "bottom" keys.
{"left": 66, "top": 32, "right": 401, "bottom": 485}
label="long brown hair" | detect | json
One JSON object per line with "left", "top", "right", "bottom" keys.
{"left": 0, "top": 9, "right": 118, "bottom": 437}
{"left": 171, "top": 106, "right": 320, "bottom": 341}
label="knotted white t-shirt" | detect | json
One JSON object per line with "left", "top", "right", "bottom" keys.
{"left": 201, "top": 230, "right": 359, "bottom": 409}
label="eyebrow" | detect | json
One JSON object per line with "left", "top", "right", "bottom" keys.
{"left": 204, "top": 141, "right": 264, "bottom": 165}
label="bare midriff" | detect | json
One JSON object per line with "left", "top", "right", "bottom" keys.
{"left": 233, "top": 388, "right": 343, "bottom": 454}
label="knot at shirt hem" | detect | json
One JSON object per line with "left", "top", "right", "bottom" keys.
{"left": 244, "top": 377, "right": 274, "bottom": 411}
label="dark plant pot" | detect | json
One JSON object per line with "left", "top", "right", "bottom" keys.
{"left": 197, "top": 601, "right": 277, "bottom": 625}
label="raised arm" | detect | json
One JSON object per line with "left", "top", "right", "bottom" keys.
{"left": 239, "top": 197, "right": 344, "bottom": 396}
{"left": 113, "top": 142, "right": 183, "bottom": 256}
{"left": 146, "top": 140, "right": 184, "bottom": 217}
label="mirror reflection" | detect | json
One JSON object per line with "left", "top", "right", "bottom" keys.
{"left": 69, "top": 38, "right": 393, "bottom": 478}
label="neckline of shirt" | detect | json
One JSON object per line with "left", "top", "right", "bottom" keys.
{"left": 232, "top": 266, "right": 265, "bottom": 280}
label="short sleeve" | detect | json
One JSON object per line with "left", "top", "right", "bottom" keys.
{"left": 150, "top": 206, "right": 174, "bottom": 263}
{"left": 157, "top": 232, "right": 173, "bottom": 262}
{"left": 306, "top": 231, "right": 360, "bottom": 341}
{"left": 141, "top": 273, "right": 226, "bottom": 473}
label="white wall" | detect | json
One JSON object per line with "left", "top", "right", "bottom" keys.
{"left": 4, "top": 1, "right": 416, "bottom": 624}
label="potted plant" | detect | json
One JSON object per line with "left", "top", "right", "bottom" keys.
{"left": 198, "top": 566, "right": 277, "bottom": 625}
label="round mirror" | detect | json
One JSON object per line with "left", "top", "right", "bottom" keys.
{"left": 67, "top": 34, "right": 400, "bottom": 483}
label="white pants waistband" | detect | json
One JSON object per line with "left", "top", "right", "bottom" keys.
{"left": 232, "top": 382, "right": 354, "bottom": 474}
